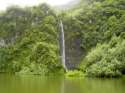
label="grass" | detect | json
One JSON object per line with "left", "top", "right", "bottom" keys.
{"left": 65, "top": 70, "right": 84, "bottom": 78}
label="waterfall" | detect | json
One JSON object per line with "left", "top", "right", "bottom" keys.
{"left": 60, "top": 20, "right": 67, "bottom": 70}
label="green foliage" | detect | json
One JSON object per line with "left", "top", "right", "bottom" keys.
{"left": 65, "top": 70, "right": 84, "bottom": 77}
{"left": 0, "top": 47, "right": 12, "bottom": 72}
{"left": 84, "top": 36, "right": 125, "bottom": 77}
{"left": 60, "top": 0, "right": 125, "bottom": 77}
{"left": 0, "top": 4, "right": 64, "bottom": 75}
{"left": 1, "top": 0, "right": 125, "bottom": 77}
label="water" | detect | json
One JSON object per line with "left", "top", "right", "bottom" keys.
{"left": 60, "top": 20, "right": 67, "bottom": 70}
{"left": 0, "top": 74, "right": 125, "bottom": 93}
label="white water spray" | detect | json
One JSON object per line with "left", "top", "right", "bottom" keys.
{"left": 60, "top": 20, "right": 67, "bottom": 70}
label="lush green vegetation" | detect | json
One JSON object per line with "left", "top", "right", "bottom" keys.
{"left": 0, "top": 4, "right": 64, "bottom": 75}
{"left": 61, "top": 0, "right": 125, "bottom": 77}
{"left": 1, "top": 0, "right": 125, "bottom": 77}
{"left": 65, "top": 70, "right": 84, "bottom": 77}
{"left": 84, "top": 36, "right": 125, "bottom": 77}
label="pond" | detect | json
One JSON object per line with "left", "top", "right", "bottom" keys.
{"left": 0, "top": 74, "right": 125, "bottom": 93}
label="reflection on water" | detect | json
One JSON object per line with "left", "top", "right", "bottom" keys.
{"left": 0, "top": 74, "right": 125, "bottom": 93}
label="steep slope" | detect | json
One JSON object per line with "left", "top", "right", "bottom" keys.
{"left": 1, "top": 0, "right": 125, "bottom": 77}
{"left": 60, "top": 0, "right": 125, "bottom": 77}
{"left": 0, "top": 4, "right": 64, "bottom": 75}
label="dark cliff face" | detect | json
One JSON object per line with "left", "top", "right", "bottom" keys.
{"left": 59, "top": 24, "right": 83, "bottom": 70}
{"left": 65, "top": 33, "right": 83, "bottom": 70}
{"left": 0, "top": 4, "right": 64, "bottom": 74}
{"left": 62, "top": 17, "right": 84, "bottom": 70}
{"left": 0, "top": 4, "right": 55, "bottom": 46}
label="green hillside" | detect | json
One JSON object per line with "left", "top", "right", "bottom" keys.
{"left": 0, "top": 0, "right": 125, "bottom": 77}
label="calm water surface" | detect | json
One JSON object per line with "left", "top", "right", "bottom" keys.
{"left": 0, "top": 74, "right": 125, "bottom": 93}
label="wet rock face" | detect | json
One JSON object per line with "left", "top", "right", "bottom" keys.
{"left": 61, "top": 17, "right": 84, "bottom": 70}
{"left": 65, "top": 34, "right": 83, "bottom": 70}
{"left": 0, "top": 31, "right": 20, "bottom": 48}
{"left": 59, "top": 20, "right": 83, "bottom": 70}
{"left": 0, "top": 39, "right": 6, "bottom": 47}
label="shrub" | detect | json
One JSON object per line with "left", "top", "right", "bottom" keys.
{"left": 84, "top": 36, "right": 125, "bottom": 77}
{"left": 65, "top": 70, "right": 84, "bottom": 77}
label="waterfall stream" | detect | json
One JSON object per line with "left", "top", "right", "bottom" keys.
{"left": 60, "top": 20, "right": 67, "bottom": 70}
